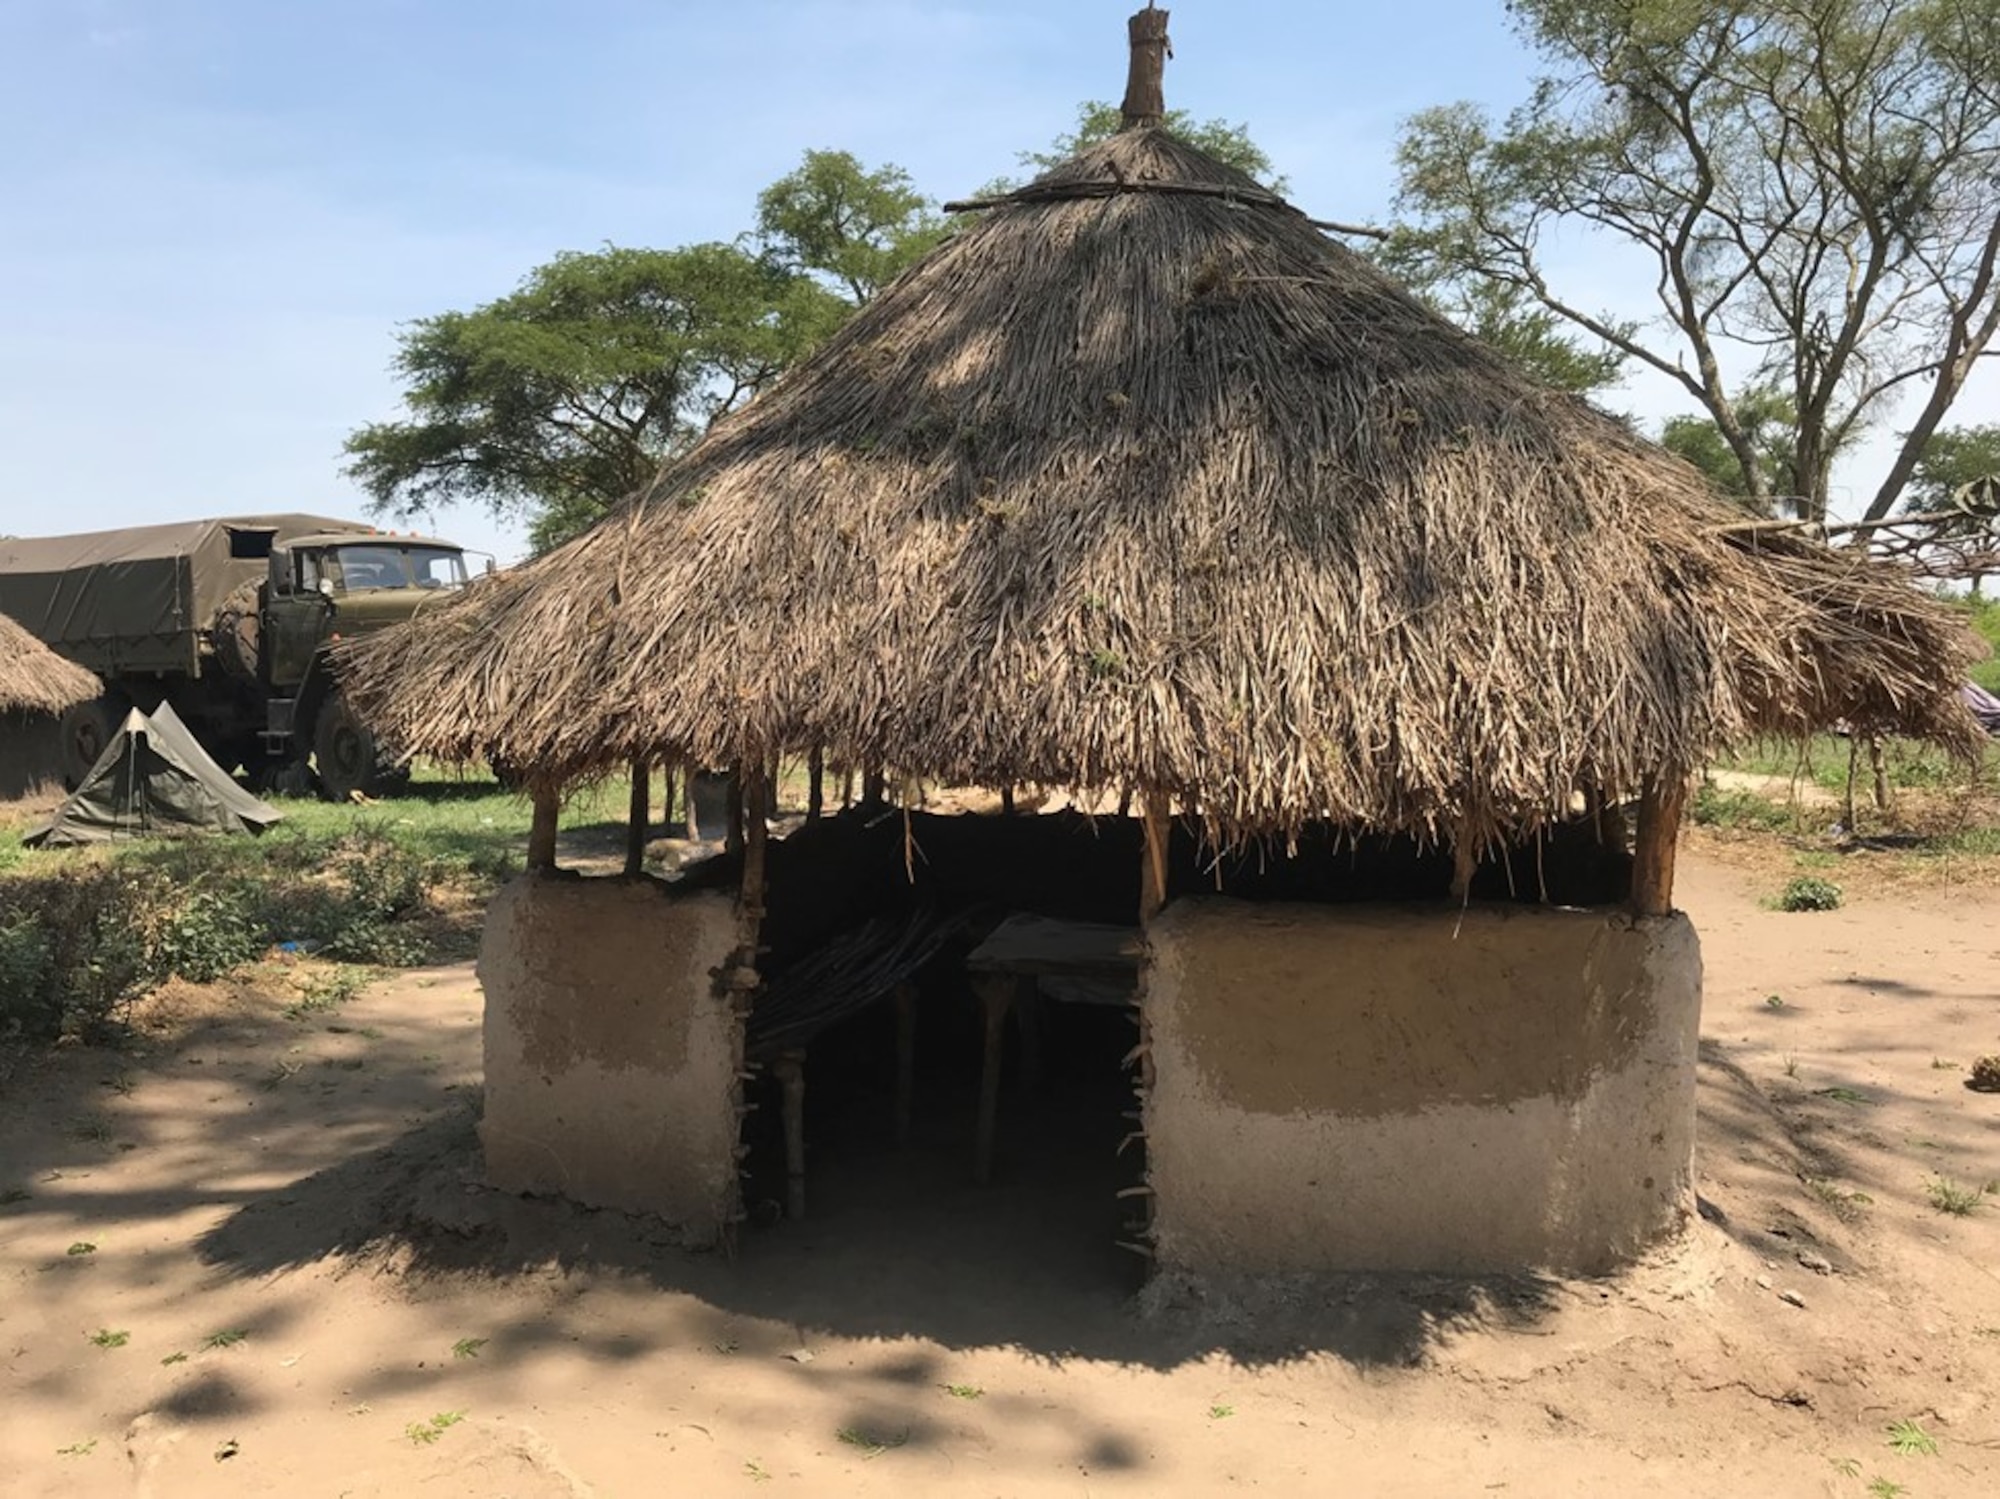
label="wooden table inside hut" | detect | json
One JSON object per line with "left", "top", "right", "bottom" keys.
{"left": 964, "top": 915, "right": 1143, "bottom": 1186}
{"left": 744, "top": 910, "right": 1142, "bottom": 1215}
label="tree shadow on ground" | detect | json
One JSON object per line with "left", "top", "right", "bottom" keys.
{"left": 192, "top": 1102, "right": 1563, "bottom": 1374}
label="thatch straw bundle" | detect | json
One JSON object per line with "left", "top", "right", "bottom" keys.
{"left": 0, "top": 613, "right": 99, "bottom": 717}
{"left": 347, "top": 127, "right": 1978, "bottom": 844}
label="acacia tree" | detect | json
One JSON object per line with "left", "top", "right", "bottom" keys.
{"left": 755, "top": 149, "right": 945, "bottom": 303}
{"left": 344, "top": 244, "right": 848, "bottom": 550}
{"left": 1656, "top": 384, "right": 1805, "bottom": 510}
{"left": 1391, "top": 0, "right": 2000, "bottom": 523}
{"left": 1009, "top": 99, "right": 1287, "bottom": 189}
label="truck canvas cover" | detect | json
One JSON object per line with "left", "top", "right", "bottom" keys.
{"left": 25, "top": 701, "right": 284, "bottom": 847}
{"left": 0, "top": 514, "right": 351, "bottom": 675}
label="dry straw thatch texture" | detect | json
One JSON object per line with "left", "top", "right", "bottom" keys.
{"left": 347, "top": 128, "right": 1979, "bottom": 844}
{"left": 0, "top": 612, "right": 99, "bottom": 717}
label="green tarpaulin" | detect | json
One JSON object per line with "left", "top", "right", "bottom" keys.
{"left": 25, "top": 702, "right": 283, "bottom": 847}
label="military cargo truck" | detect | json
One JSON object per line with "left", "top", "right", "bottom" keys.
{"left": 0, "top": 515, "right": 470, "bottom": 798}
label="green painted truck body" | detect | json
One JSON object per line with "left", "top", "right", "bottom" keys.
{"left": 0, "top": 516, "right": 469, "bottom": 796}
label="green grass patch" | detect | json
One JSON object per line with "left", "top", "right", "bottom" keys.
{"left": 0, "top": 767, "right": 634, "bottom": 1042}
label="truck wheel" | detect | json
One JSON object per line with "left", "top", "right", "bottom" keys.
{"left": 58, "top": 696, "right": 126, "bottom": 788}
{"left": 312, "top": 694, "right": 378, "bottom": 802}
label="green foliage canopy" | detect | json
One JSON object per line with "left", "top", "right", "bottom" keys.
{"left": 344, "top": 244, "right": 847, "bottom": 551}
{"left": 755, "top": 149, "right": 945, "bottom": 302}
{"left": 1391, "top": 0, "right": 2000, "bottom": 523}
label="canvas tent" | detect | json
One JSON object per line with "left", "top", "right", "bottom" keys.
{"left": 27, "top": 702, "right": 282, "bottom": 847}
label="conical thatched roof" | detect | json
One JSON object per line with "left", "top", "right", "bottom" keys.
{"left": 0, "top": 613, "right": 99, "bottom": 716}
{"left": 348, "top": 125, "right": 1977, "bottom": 843}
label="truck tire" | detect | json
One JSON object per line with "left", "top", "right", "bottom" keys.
{"left": 210, "top": 580, "right": 263, "bottom": 680}
{"left": 58, "top": 695, "right": 126, "bottom": 788}
{"left": 312, "top": 693, "right": 379, "bottom": 802}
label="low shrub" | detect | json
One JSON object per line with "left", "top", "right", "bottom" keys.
{"left": 0, "top": 867, "right": 161, "bottom": 1041}
{"left": 1778, "top": 875, "right": 1844, "bottom": 912}
{"left": 152, "top": 887, "right": 265, "bottom": 984}
{"left": 0, "top": 830, "right": 452, "bottom": 1042}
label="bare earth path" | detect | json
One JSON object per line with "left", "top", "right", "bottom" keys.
{"left": 3, "top": 849, "right": 1997, "bottom": 1496}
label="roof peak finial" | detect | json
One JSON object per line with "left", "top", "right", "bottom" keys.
{"left": 1119, "top": 5, "right": 1172, "bottom": 130}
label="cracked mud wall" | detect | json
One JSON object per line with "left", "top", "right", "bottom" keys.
{"left": 1144, "top": 900, "right": 1702, "bottom": 1275}
{"left": 477, "top": 877, "right": 740, "bottom": 1239}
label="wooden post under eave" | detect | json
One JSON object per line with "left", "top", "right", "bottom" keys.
{"left": 624, "top": 758, "right": 650, "bottom": 878}
{"left": 1630, "top": 772, "right": 1688, "bottom": 916}
{"left": 527, "top": 784, "right": 560, "bottom": 871}
{"left": 740, "top": 768, "right": 769, "bottom": 920}
{"left": 1139, "top": 793, "right": 1171, "bottom": 924}
{"left": 806, "top": 747, "right": 825, "bottom": 820}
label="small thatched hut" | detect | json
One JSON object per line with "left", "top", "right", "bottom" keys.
{"left": 349, "top": 9, "right": 1976, "bottom": 1275}
{"left": 0, "top": 613, "right": 101, "bottom": 798}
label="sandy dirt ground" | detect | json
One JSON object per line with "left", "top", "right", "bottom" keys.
{"left": 3, "top": 845, "right": 1998, "bottom": 1497}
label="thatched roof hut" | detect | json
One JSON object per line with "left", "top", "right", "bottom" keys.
{"left": 0, "top": 612, "right": 99, "bottom": 717}
{"left": 349, "top": 18, "right": 1974, "bottom": 857}
{"left": 348, "top": 9, "right": 1984, "bottom": 1275}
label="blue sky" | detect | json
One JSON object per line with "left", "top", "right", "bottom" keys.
{"left": 0, "top": 2, "right": 1986, "bottom": 562}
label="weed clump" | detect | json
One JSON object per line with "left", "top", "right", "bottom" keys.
{"left": 1778, "top": 875, "right": 1843, "bottom": 912}
{"left": 0, "top": 828, "right": 451, "bottom": 1041}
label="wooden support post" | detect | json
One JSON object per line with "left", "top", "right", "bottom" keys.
{"left": 1630, "top": 772, "right": 1688, "bottom": 917}
{"left": 725, "top": 773, "right": 746, "bottom": 856}
{"left": 1843, "top": 737, "right": 1860, "bottom": 831}
{"left": 1139, "top": 792, "right": 1170, "bottom": 924}
{"left": 973, "top": 974, "right": 1012, "bottom": 1186}
{"left": 527, "top": 784, "right": 560, "bottom": 871}
{"left": 624, "top": 757, "right": 649, "bottom": 878}
{"left": 861, "top": 764, "right": 886, "bottom": 811}
{"left": 774, "top": 1050, "right": 807, "bottom": 1221}
{"left": 1868, "top": 735, "right": 1889, "bottom": 812}
{"left": 1449, "top": 821, "right": 1477, "bottom": 906}
{"left": 894, "top": 981, "right": 917, "bottom": 1147}
{"left": 807, "top": 747, "right": 825, "bottom": 820}
{"left": 740, "top": 769, "right": 769, "bottom": 918}
{"left": 662, "top": 765, "right": 678, "bottom": 840}
{"left": 1000, "top": 784, "right": 1016, "bottom": 816}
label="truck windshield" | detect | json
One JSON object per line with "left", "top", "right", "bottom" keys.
{"left": 324, "top": 545, "right": 468, "bottom": 592}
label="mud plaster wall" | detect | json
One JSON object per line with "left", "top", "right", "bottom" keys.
{"left": 1144, "top": 900, "right": 1702, "bottom": 1275}
{"left": 477, "top": 877, "right": 740, "bottom": 1239}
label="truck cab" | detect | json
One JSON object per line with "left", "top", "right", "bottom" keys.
{"left": 261, "top": 531, "right": 470, "bottom": 796}
{"left": 264, "top": 534, "right": 468, "bottom": 688}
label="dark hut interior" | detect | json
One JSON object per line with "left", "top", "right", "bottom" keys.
{"left": 669, "top": 797, "right": 1634, "bottom": 1262}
